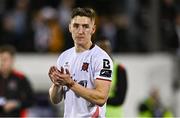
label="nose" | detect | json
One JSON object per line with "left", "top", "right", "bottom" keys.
{"left": 77, "top": 26, "right": 84, "bottom": 34}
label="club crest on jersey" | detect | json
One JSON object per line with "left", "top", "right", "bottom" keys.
{"left": 81, "top": 62, "right": 89, "bottom": 72}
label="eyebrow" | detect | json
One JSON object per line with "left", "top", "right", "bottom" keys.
{"left": 74, "top": 22, "right": 90, "bottom": 25}
{"left": 72, "top": 23, "right": 90, "bottom": 28}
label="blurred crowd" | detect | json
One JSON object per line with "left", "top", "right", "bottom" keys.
{"left": 1, "top": 0, "right": 180, "bottom": 117}
{"left": 0, "top": 0, "right": 179, "bottom": 53}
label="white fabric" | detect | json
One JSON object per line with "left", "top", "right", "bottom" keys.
{"left": 56, "top": 45, "right": 113, "bottom": 118}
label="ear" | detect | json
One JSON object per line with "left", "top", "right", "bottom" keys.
{"left": 69, "top": 23, "right": 72, "bottom": 33}
{"left": 91, "top": 25, "right": 96, "bottom": 35}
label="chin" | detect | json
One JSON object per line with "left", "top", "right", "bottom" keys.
{"left": 75, "top": 40, "right": 85, "bottom": 45}
{"left": 76, "top": 42, "right": 84, "bottom": 46}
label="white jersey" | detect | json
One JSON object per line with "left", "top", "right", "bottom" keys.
{"left": 56, "top": 45, "right": 113, "bottom": 118}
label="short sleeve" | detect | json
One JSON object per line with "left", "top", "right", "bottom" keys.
{"left": 93, "top": 54, "right": 113, "bottom": 81}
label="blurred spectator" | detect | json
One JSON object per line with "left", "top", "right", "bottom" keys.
{"left": 129, "top": 0, "right": 150, "bottom": 52}
{"left": 175, "top": 12, "right": 180, "bottom": 55}
{"left": 138, "top": 88, "right": 173, "bottom": 117}
{"left": 0, "top": 45, "right": 34, "bottom": 117}
{"left": 0, "top": 0, "right": 5, "bottom": 15}
{"left": 159, "top": 0, "right": 179, "bottom": 52}
{"left": 0, "top": 0, "right": 179, "bottom": 53}
{"left": 96, "top": 37, "right": 128, "bottom": 117}
{"left": 114, "top": 14, "right": 129, "bottom": 52}
{"left": 57, "top": 0, "right": 75, "bottom": 31}
{"left": 57, "top": 0, "right": 75, "bottom": 50}
{"left": 33, "top": 7, "right": 64, "bottom": 53}
{"left": 0, "top": 0, "right": 34, "bottom": 52}
{"left": 32, "top": 10, "right": 50, "bottom": 52}
{"left": 0, "top": 14, "right": 17, "bottom": 47}
{"left": 96, "top": 16, "right": 119, "bottom": 52}
{"left": 96, "top": 15, "right": 129, "bottom": 52}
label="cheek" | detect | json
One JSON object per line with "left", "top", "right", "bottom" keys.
{"left": 71, "top": 29, "right": 77, "bottom": 35}
{"left": 2, "top": 59, "right": 13, "bottom": 68}
{"left": 71, "top": 32, "right": 76, "bottom": 38}
{"left": 85, "top": 29, "right": 93, "bottom": 35}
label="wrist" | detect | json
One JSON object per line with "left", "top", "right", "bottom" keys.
{"left": 51, "top": 84, "right": 62, "bottom": 94}
{"left": 53, "top": 83, "right": 60, "bottom": 88}
{"left": 67, "top": 80, "right": 75, "bottom": 89}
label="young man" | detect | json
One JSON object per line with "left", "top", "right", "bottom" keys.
{"left": 48, "top": 7, "right": 113, "bottom": 117}
{"left": 0, "top": 45, "right": 34, "bottom": 117}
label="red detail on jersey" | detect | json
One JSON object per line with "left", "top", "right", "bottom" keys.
{"left": 96, "top": 78, "right": 111, "bottom": 82}
{"left": 81, "top": 62, "right": 89, "bottom": 72}
{"left": 92, "top": 106, "right": 99, "bottom": 118}
{"left": 12, "top": 70, "right": 25, "bottom": 80}
{"left": 20, "top": 109, "right": 27, "bottom": 118}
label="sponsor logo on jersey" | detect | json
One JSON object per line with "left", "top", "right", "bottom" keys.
{"left": 100, "top": 69, "right": 112, "bottom": 77}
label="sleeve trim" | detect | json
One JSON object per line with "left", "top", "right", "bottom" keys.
{"left": 96, "top": 78, "right": 112, "bottom": 82}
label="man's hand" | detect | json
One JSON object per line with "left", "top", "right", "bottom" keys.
{"left": 57, "top": 69, "right": 75, "bottom": 88}
{"left": 3, "top": 100, "right": 19, "bottom": 113}
{"left": 49, "top": 66, "right": 63, "bottom": 86}
{"left": 48, "top": 66, "right": 74, "bottom": 87}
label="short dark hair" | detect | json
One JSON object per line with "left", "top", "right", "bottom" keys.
{"left": 0, "top": 45, "right": 16, "bottom": 57}
{"left": 71, "top": 7, "right": 96, "bottom": 21}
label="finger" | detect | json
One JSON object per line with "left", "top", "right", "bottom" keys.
{"left": 49, "top": 72, "right": 61, "bottom": 82}
{"left": 49, "top": 74, "right": 55, "bottom": 83}
{"left": 49, "top": 67, "right": 53, "bottom": 74}
{"left": 48, "top": 70, "right": 51, "bottom": 77}
{"left": 52, "top": 66, "right": 57, "bottom": 72}
{"left": 65, "top": 69, "right": 70, "bottom": 75}
{"left": 49, "top": 76, "right": 53, "bottom": 82}
{"left": 61, "top": 67, "right": 64, "bottom": 74}
{"left": 53, "top": 72, "right": 62, "bottom": 79}
{"left": 49, "top": 66, "right": 56, "bottom": 74}
{"left": 54, "top": 66, "right": 62, "bottom": 74}
{"left": 56, "top": 67, "right": 62, "bottom": 74}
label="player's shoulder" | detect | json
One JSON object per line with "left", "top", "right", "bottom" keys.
{"left": 12, "top": 70, "right": 25, "bottom": 80}
{"left": 58, "top": 47, "right": 75, "bottom": 58}
{"left": 92, "top": 45, "right": 111, "bottom": 58}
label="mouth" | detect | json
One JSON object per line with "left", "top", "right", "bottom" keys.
{"left": 76, "top": 36, "right": 84, "bottom": 39}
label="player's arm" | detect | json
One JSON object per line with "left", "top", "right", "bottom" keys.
{"left": 48, "top": 66, "right": 64, "bottom": 104}
{"left": 70, "top": 79, "right": 111, "bottom": 106}
{"left": 49, "top": 84, "right": 64, "bottom": 104}
{"left": 55, "top": 56, "right": 113, "bottom": 106}
{"left": 58, "top": 67, "right": 112, "bottom": 106}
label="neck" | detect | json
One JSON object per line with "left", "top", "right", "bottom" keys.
{"left": 75, "top": 41, "right": 93, "bottom": 53}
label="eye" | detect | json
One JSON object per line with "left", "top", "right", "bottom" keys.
{"left": 73, "top": 24, "right": 79, "bottom": 28}
{"left": 83, "top": 24, "right": 89, "bottom": 28}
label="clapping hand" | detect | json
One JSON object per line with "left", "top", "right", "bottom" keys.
{"left": 48, "top": 66, "right": 74, "bottom": 87}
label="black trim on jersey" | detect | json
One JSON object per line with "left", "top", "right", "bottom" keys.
{"left": 89, "top": 44, "right": 95, "bottom": 50}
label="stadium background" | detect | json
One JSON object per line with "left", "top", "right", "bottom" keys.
{"left": 0, "top": 0, "right": 180, "bottom": 117}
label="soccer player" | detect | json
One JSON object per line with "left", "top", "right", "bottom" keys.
{"left": 48, "top": 7, "right": 113, "bottom": 117}
{"left": 0, "top": 45, "right": 34, "bottom": 117}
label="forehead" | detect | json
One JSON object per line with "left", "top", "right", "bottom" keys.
{"left": 0, "top": 52, "right": 13, "bottom": 58}
{"left": 71, "top": 16, "right": 94, "bottom": 24}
